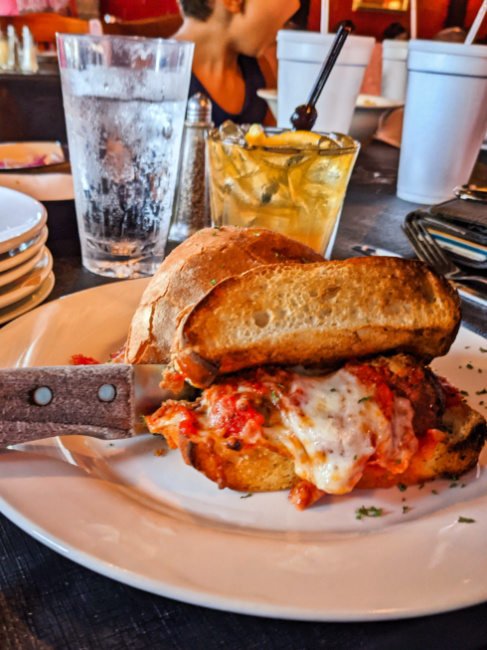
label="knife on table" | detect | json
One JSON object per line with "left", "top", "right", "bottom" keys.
{"left": 352, "top": 244, "right": 487, "bottom": 309}
{"left": 0, "top": 364, "right": 178, "bottom": 448}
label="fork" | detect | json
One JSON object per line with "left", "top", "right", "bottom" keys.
{"left": 402, "top": 217, "right": 487, "bottom": 287}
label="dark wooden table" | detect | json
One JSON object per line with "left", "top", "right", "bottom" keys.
{"left": 1, "top": 142, "right": 487, "bottom": 650}
{"left": 0, "top": 71, "right": 67, "bottom": 143}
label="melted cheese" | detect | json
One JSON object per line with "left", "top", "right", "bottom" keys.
{"left": 149, "top": 365, "right": 418, "bottom": 497}
{"left": 271, "top": 369, "right": 416, "bottom": 495}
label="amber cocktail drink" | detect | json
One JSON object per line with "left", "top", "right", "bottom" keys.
{"left": 207, "top": 123, "right": 359, "bottom": 256}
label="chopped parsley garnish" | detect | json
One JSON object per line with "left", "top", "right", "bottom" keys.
{"left": 460, "top": 390, "right": 469, "bottom": 396}
{"left": 467, "top": 363, "right": 474, "bottom": 370}
{"left": 432, "top": 489, "right": 438, "bottom": 495}
{"left": 398, "top": 483, "right": 408, "bottom": 492}
{"left": 210, "top": 279, "right": 217, "bottom": 285}
{"left": 418, "top": 483, "right": 425, "bottom": 490}
{"left": 480, "top": 348, "right": 487, "bottom": 353}
{"left": 358, "top": 396, "right": 372, "bottom": 403}
{"left": 353, "top": 455, "right": 358, "bottom": 460}
{"left": 330, "top": 388, "right": 337, "bottom": 392}
{"left": 271, "top": 390, "right": 279, "bottom": 402}
{"left": 240, "top": 493, "right": 253, "bottom": 499}
{"left": 355, "top": 505, "right": 383, "bottom": 520}
{"left": 140, "top": 414, "right": 147, "bottom": 426}
{"left": 458, "top": 516, "right": 475, "bottom": 523}
{"left": 450, "top": 482, "right": 458, "bottom": 488}
{"left": 253, "top": 232, "right": 261, "bottom": 236}
{"left": 402, "top": 506, "right": 411, "bottom": 514}
{"left": 476, "top": 389, "right": 487, "bottom": 395}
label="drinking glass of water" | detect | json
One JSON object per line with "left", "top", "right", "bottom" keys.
{"left": 57, "top": 34, "right": 194, "bottom": 278}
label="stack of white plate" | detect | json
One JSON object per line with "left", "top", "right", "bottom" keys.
{"left": 0, "top": 187, "right": 55, "bottom": 326}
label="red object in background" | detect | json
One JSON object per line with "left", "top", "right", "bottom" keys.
{"left": 100, "top": 0, "right": 179, "bottom": 20}
{"left": 308, "top": 0, "right": 487, "bottom": 41}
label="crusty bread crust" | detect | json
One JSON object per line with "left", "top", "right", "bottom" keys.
{"left": 125, "top": 226, "right": 323, "bottom": 364}
{"left": 177, "top": 400, "right": 486, "bottom": 493}
{"left": 174, "top": 258, "right": 461, "bottom": 386}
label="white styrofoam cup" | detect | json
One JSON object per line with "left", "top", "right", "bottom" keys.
{"left": 277, "top": 30, "right": 375, "bottom": 134}
{"left": 397, "top": 39, "right": 487, "bottom": 205}
{"left": 381, "top": 39, "right": 408, "bottom": 101}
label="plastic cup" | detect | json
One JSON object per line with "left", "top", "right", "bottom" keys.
{"left": 381, "top": 39, "right": 408, "bottom": 101}
{"left": 276, "top": 30, "right": 375, "bottom": 134}
{"left": 57, "top": 34, "right": 193, "bottom": 278}
{"left": 397, "top": 40, "right": 487, "bottom": 205}
{"left": 207, "top": 125, "right": 359, "bottom": 259}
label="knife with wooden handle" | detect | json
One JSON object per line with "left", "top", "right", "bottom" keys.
{"left": 0, "top": 364, "right": 178, "bottom": 447}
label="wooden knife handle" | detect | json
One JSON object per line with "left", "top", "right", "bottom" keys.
{"left": 0, "top": 365, "right": 137, "bottom": 447}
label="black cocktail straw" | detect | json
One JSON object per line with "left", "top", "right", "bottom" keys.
{"left": 290, "top": 21, "right": 353, "bottom": 131}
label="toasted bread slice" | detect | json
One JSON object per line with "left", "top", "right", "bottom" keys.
{"left": 173, "top": 258, "right": 461, "bottom": 387}
{"left": 125, "top": 226, "right": 323, "bottom": 365}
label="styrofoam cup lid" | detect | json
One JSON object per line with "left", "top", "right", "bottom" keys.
{"left": 382, "top": 39, "right": 408, "bottom": 60}
{"left": 277, "top": 30, "right": 375, "bottom": 65}
{"left": 408, "top": 39, "right": 487, "bottom": 76}
{"left": 408, "top": 39, "right": 487, "bottom": 58}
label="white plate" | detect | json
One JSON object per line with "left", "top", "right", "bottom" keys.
{"left": 0, "top": 226, "right": 48, "bottom": 274}
{"left": 0, "top": 141, "right": 64, "bottom": 171}
{"left": 0, "top": 187, "right": 47, "bottom": 254}
{"left": 0, "top": 245, "right": 45, "bottom": 288}
{"left": 355, "top": 94, "right": 404, "bottom": 110}
{"left": 0, "top": 271, "right": 55, "bottom": 326}
{"left": 0, "top": 247, "right": 52, "bottom": 309}
{"left": 0, "top": 279, "right": 486, "bottom": 621}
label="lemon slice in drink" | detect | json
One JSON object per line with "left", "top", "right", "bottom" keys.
{"left": 262, "top": 130, "right": 322, "bottom": 147}
{"left": 245, "top": 125, "right": 323, "bottom": 148}
{"left": 245, "top": 124, "right": 267, "bottom": 146}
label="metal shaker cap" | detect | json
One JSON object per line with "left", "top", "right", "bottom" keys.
{"left": 186, "top": 92, "right": 213, "bottom": 124}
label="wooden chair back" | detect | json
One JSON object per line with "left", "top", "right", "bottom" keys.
{"left": 102, "top": 13, "right": 183, "bottom": 39}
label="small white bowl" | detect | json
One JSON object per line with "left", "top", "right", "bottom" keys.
{"left": 349, "top": 94, "right": 404, "bottom": 144}
{"left": 256, "top": 88, "right": 278, "bottom": 120}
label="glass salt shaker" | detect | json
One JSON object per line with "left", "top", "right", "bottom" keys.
{"left": 169, "top": 93, "right": 214, "bottom": 242}
{"left": 20, "top": 27, "right": 38, "bottom": 74}
{"left": 6, "top": 25, "right": 19, "bottom": 71}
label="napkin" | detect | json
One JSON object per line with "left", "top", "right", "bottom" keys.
{"left": 0, "top": 173, "right": 74, "bottom": 202}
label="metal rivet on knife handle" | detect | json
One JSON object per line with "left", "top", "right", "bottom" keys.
{"left": 98, "top": 383, "right": 117, "bottom": 402}
{"left": 33, "top": 386, "right": 53, "bottom": 406}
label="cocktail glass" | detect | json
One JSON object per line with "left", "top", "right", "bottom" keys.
{"left": 207, "top": 123, "right": 359, "bottom": 257}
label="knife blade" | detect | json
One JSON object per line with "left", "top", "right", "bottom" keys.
{"left": 0, "top": 364, "right": 182, "bottom": 448}
{"left": 352, "top": 244, "right": 487, "bottom": 309}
